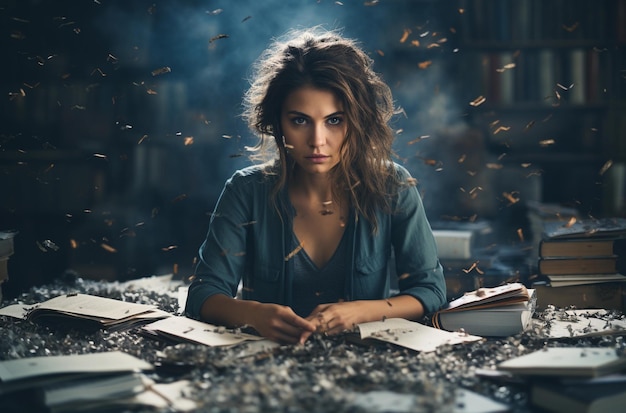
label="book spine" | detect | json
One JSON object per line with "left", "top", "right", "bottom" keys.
{"left": 498, "top": 51, "right": 515, "bottom": 104}
{"left": 618, "top": 0, "right": 626, "bottom": 43}
{"left": 539, "top": 239, "right": 616, "bottom": 258}
{"left": 538, "top": 257, "right": 618, "bottom": 275}
{"left": 538, "top": 49, "right": 556, "bottom": 105}
{"left": 569, "top": 48, "right": 586, "bottom": 104}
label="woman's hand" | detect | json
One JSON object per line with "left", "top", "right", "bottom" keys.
{"left": 248, "top": 302, "right": 317, "bottom": 345}
{"left": 301, "top": 301, "right": 368, "bottom": 342}
{"left": 200, "top": 295, "right": 316, "bottom": 345}
{"left": 299, "top": 296, "right": 425, "bottom": 343}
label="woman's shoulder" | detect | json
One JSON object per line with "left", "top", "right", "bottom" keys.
{"left": 387, "top": 162, "right": 415, "bottom": 186}
{"left": 390, "top": 161, "right": 411, "bottom": 177}
{"left": 227, "top": 162, "right": 279, "bottom": 186}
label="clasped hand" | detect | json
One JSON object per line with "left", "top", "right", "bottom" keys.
{"left": 251, "top": 301, "right": 366, "bottom": 345}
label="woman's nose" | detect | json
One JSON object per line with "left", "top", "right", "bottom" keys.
{"left": 308, "top": 124, "right": 326, "bottom": 147}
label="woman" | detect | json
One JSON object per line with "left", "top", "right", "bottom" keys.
{"left": 185, "top": 27, "right": 446, "bottom": 344}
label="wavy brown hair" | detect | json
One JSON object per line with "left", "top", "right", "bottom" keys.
{"left": 242, "top": 27, "right": 399, "bottom": 232}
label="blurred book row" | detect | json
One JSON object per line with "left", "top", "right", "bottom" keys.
{"left": 0, "top": 231, "right": 17, "bottom": 304}
{"left": 457, "top": 0, "right": 621, "bottom": 44}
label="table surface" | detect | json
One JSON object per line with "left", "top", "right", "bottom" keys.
{"left": 1, "top": 276, "right": 624, "bottom": 413}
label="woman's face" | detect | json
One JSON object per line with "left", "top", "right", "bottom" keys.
{"left": 280, "top": 86, "right": 348, "bottom": 176}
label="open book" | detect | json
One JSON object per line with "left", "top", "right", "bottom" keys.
{"left": 0, "top": 293, "right": 171, "bottom": 331}
{"left": 432, "top": 283, "right": 535, "bottom": 337}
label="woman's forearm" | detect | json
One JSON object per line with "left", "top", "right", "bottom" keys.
{"left": 200, "top": 294, "right": 317, "bottom": 344}
{"left": 200, "top": 294, "right": 261, "bottom": 328}
{"left": 358, "top": 295, "right": 426, "bottom": 324}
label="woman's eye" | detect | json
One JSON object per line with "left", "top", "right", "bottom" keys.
{"left": 327, "top": 117, "right": 343, "bottom": 125}
{"left": 292, "top": 117, "right": 307, "bottom": 125}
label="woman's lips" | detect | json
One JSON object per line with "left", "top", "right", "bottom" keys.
{"left": 306, "top": 155, "right": 329, "bottom": 163}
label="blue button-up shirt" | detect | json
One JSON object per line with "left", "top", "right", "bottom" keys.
{"left": 185, "top": 162, "right": 446, "bottom": 318}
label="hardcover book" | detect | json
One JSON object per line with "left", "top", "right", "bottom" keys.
{"left": 539, "top": 238, "right": 626, "bottom": 258}
{"left": 538, "top": 256, "right": 621, "bottom": 276}
{"left": 531, "top": 281, "right": 625, "bottom": 311}
{"left": 432, "top": 284, "right": 535, "bottom": 337}
{"left": 432, "top": 229, "right": 473, "bottom": 260}
{"left": 541, "top": 218, "right": 626, "bottom": 240}
{"left": 0, "top": 351, "right": 153, "bottom": 396}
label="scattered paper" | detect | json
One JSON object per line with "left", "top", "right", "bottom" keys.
{"left": 537, "top": 309, "right": 626, "bottom": 338}
{"left": 498, "top": 347, "right": 626, "bottom": 377}
{"left": 142, "top": 316, "right": 266, "bottom": 347}
{"left": 31, "top": 293, "right": 157, "bottom": 320}
{"left": 350, "top": 388, "right": 509, "bottom": 413}
{"left": 358, "top": 318, "right": 482, "bottom": 353}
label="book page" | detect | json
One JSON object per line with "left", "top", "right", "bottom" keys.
{"left": 132, "top": 379, "right": 198, "bottom": 411}
{"left": 358, "top": 318, "right": 482, "bottom": 353}
{"left": 142, "top": 316, "right": 265, "bottom": 347}
{"left": 0, "top": 351, "right": 153, "bottom": 382}
{"left": 0, "top": 303, "right": 31, "bottom": 319}
{"left": 445, "top": 283, "right": 527, "bottom": 310}
{"left": 33, "top": 294, "right": 157, "bottom": 320}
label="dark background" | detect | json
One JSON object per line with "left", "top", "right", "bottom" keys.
{"left": 1, "top": 0, "right": 624, "bottom": 299}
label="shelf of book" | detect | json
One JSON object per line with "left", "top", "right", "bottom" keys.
{"left": 451, "top": 0, "right": 625, "bottom": 215}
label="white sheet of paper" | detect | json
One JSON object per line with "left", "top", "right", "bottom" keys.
{"left": 0, "top": 351, "right": 153, "bottom": 382}
{"left": 358, "top": 318, "right": 482, "bottom": 353}
{"left": 350, "top": 388, "right": 508, "bottom": 413}
{"left": 177, "top": 285, "right": 189, "bottom": 315}
{"left": 143, "top": 316, "right": 265, "bottom": 347}
{"left": 132, "top": 379, "right": 198, "bottom": 411}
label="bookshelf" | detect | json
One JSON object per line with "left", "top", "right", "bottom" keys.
{"left": 451, "top": 0, "right": 626, "bottom": 215}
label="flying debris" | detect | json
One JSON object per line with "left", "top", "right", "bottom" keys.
{"left": 599, "top": 160, "right": 613, "bottom": 175}
{"left": 151, "top": 66, "right": 171, "bottom": 76}
{"left": 469, "top": 96, "right": 486, "bottom": 107}
{"left": 210, "top": 34, "right": 229, "bottom": 43}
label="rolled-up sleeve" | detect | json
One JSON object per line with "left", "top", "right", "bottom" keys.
{"left": 391, "top": 166, "right": 447, "bottom": 314}
{"left": 185, "top": 173, "right": 251, "bottom": 319}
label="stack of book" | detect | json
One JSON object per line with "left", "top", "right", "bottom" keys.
{"left": 432, "top": 282, "right": 536, "bottom": 337}
{"left": 0, "top": 230, "right": 17, "bottom": 303}
{"left": 0, "top": 351, "right": 196, "bottom": 412}
{"left": 497, "top": 347, "right": 626, "bottom": 413}
{"left": 430, "top": 220, "right": 512, "bottom": 300}
{"left": 525, "top": 200, "right": 580, "bottom": 267}
{"left": 532, "top": 218, "right": 626, "bottom": 311}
